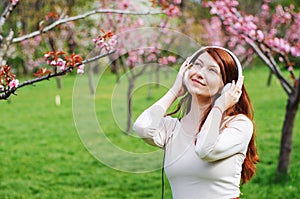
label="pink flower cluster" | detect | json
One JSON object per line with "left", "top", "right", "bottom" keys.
{"left": 126, "top": 49, "right": 145, "bottom": 68}
{"left": 93, "top": 34, "right": 118, "bottom": 52}
{"left": 0, "top": 65, "right": 19, "bottom": 90}
{"left": 98, "top": 0, "right": 180, "bottom": 70}
{"left": 10, "top": 0, "right": 19, "bottom": 5}
{"left": 124, "top": 47, "right": 177, "bottom": 68}
{"left": 265, "top": 38, "right": 291, "bottom": 54}
{"left": 116, "top": 0, "right": 131, "bottom": 9}
{"left": 158, "top": 55, "right": 177, "bottom": 65}
{"left": 206, "top": 0, "right": 300, "bottom": 57}
{"left": 165, "top": 4, "right": 181, "bottom": 16}
{"left": 44, "top": 50, "right": 85, "bottom": 74}
{"left": 9, "top": 79, "right": 19, "bottom": 89}
{"left": 44, "top": 51, "right": 67, "bottom": 70}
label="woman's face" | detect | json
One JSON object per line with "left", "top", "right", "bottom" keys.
{"left": 185, "top": 51, "right": 224, "bottom": 98}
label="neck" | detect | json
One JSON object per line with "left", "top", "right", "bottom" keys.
{"left": 185, "top": 94, "right": 212, "bottom": 123}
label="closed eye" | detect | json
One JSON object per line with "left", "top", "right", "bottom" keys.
{"left": 209, "top": 67, "right": 218, "bottom": 73}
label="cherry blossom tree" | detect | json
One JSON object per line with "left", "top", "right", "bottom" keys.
{"left": 93, "top": 0, "right": 182, "bottom": 133}
{"left": 0, "top": 0, "right": 175, "bottom": 100}
{"left": 204, "top": 0, "right": 300, "bottom": 180}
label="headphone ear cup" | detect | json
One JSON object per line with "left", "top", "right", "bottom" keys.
{"left": 221, "top": 83, "right": 231, "bottom": 95}
{"left": 183, "top": 70, "right": 189, "bottom": 86}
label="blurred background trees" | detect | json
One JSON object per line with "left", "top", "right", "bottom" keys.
{"left": 1, "top": 0, "right": 299, "bottom": 184}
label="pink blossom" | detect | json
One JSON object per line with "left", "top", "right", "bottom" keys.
{"left": 93, "top": 37, "right": 105, "bottom": 48}
{"left": 50, "top": 58, "right": 65, "bottom": 67}
{"left": 77, "top": 64, "right": 85, "bottom": 74}
{"left": 210, "top": 7, "right": 218, "bottom": 15}
{"left": 148, "top": 46, "right": 157, "bottom": 53}
{"left": 173, "top": 0, "right": 181, "bottom": 4}
{"left": 256, "top": 30, "right": 264, "bottom": 41}
{"left": 146, "top": 53, "right": 157, "bottom": 62}
{"left": 273, "top": 37, "right": 280, "bottom": 47}
{"left": 50, "top": 60, "right": 57, "bottom": 66}
{"left": 126, "top": 53, "right": 139, "bottom": 67}
{"left": 158, "top": 57, "right": 168, "bottom": 65}
{"left": 56, "top": 58, "right": 66, "bottom": 68}
{"left": 103, "top": 43, "right": 111, "bottom": 52}
{"left": 249, "top": 30, "right": 256, "bottom": 38}
{"left": 44, "top": 52, "right": 51, "bottom": 59}
{"left": 166, "top": 5, "right": 181, "bottom": 17}
{"left": 279, "top": 56, "right": 284, "bottom": 62}
{"left": 108, "top": 38, "right": 117, "bottom": 46}
{"left": 261, "top": 4, "right": 269, "bottom": 11}
{"left": 167, "top": 56, "right": 176, "bottom": 63}
{"left": 288, "top": 66, "right": 293, "bottom": 72}
{"left": 10, "top": 0, "right": 19, "bottom": 5}
{"left": 137, "top": 18, "right": 144, "bottom": 26}
{"left": 283, "top": 43, "right": 291, "bottom": 54}
{"left": 291, "top": 47, "right": 300, "bottom": 57}
{"left": 117, "top": 0, "right": 130, "bottom": 9}
{"left": 137, "top": 49, "right": 144, "bottom": 55}
{"left": 34, "top": 35, "right": 42, "bottom": 43}
{"left": 9, "top": 79, "right": 19, "bottom": 89}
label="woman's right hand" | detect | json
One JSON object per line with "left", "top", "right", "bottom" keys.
{"left": 171, "top": 57, "right": 192, "bottom": 97}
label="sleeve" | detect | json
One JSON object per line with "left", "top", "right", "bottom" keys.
{"left": 195, "top": 114, "right": 253, "bottom": 162}
{"left": 133, "top": 105, "right": 177, "bottom": 148}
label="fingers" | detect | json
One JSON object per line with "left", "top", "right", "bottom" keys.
{"left": 216, "top": 76, "right": 244, "bottom": 111}
{"left": 230, "top": 76, "right": 243, "bottom": 93}
{"left": 180, "top": 57, "right": 192, "bottom": 74}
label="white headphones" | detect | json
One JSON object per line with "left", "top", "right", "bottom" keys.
{"left": 184, "top": 46, "right": 242, "bottom": 94}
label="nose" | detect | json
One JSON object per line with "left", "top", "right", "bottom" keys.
{"left": 192, "top": 65, "right": 205, "bottom": 79}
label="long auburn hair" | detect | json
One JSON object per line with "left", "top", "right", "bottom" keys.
{"left": 168, "top": 47, "right": 259, "bottom": 184}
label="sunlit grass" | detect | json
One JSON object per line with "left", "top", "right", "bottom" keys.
{"left": 0, "top": 66, "right": 299, "bottom": 198}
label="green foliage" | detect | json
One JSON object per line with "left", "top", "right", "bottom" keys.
{"left": 0, "top": 65, "right": 299, "bottom": 198}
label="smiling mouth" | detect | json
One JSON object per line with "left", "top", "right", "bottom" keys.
{"left": 191, "top": 79, "right": 206, "bottom": 86}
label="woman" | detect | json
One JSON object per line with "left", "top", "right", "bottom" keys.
{"left": 133, "top": 46, "right": 259, "bottom": 199}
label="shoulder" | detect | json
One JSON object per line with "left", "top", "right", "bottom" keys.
{"left": 221, "top": 114, "right": 253, "bottom": 134}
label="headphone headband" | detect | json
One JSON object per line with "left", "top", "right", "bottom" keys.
{"left": 190, "top": 46, "right": 243, "bottom": 78}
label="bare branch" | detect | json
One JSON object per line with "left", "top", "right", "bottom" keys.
{"left": 0, "top": 1, "right": 19, "bottom": 32}
{"left": 0, "top": 50, "right": 115, "bottom": 100}
{"left": 83, "top": 49, "right": 115, "bottom": 65}
{"left": 0, "top": 29, "right": 14, "bottom": 64}
{"left": 247, "top": 40, "right": 293, "bottom": 95}
{"left": 12, "top": 9, "right": 165, "bottom": 44}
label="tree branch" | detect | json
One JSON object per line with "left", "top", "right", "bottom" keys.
{"left": 0, "top": 49, "right": 115, "bottom": 100}
{"left": 0, "top": 1, "right": 19, "bottom": 33}
{"left": 247, "top": 39, "right": 293, "bottom": 95}
{"left": 12, "top": 9, "right": 165, "bottom": 44}
{"left": 0, "top": 29, "right": 14, "bottom": 65}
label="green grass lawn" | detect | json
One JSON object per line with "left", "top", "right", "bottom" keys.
{"left": 0, "top": 66, "right": 299, "bottom": 198}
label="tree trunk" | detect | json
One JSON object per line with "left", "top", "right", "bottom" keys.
{"left": 276, "top": 86, "right": 299, "bottom": 181}
{"left": 267, "top": 70, "right": 272, "bottom": 87}
{"left": 126, "top": 77, "right": 135, "bottom": 134}
{"left": 147, "top": 69, "right": 152, "bottom": 99}
{"left": 56, "top": 77, "right": 62, "bottom": 89}
{"left": 156, "top": 65, "right": 160, "bottom": 88}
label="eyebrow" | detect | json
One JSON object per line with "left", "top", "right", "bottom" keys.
{"left": 196, "top": 59, "right": 219, "bottom": 69}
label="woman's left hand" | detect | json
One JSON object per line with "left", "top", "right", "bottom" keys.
{"left": 214, "top": 76, "right": 244, "bottom": 112}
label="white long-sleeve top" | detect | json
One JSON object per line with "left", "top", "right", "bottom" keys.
{"left": 133, "top": 106, "right": 253, "bottom": 199}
